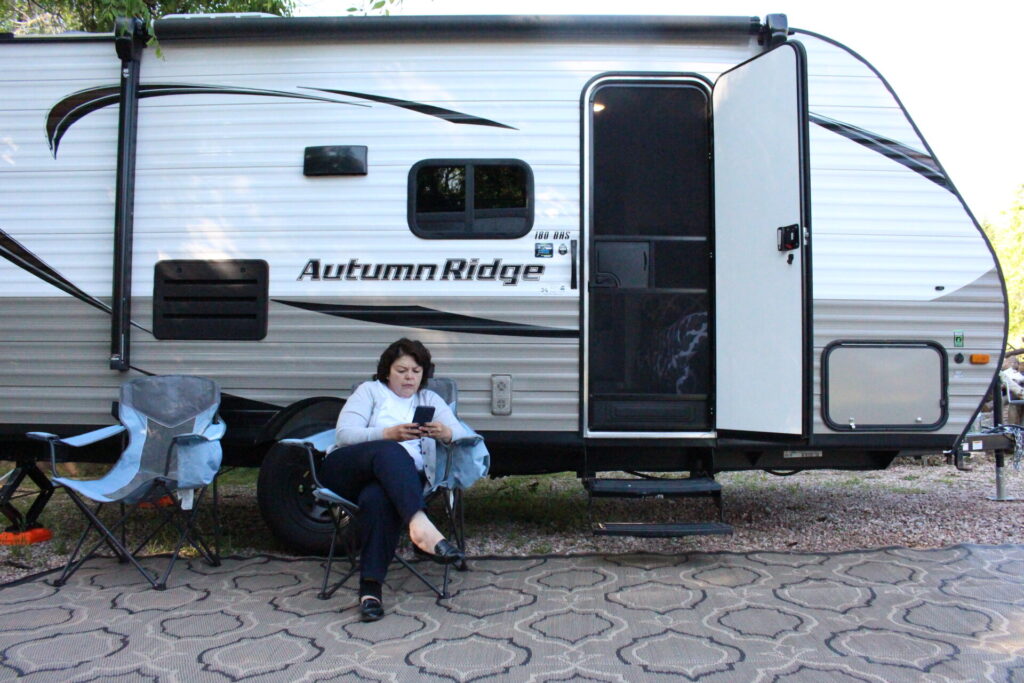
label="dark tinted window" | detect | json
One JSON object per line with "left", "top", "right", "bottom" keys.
{"left": 410, "top": 159, "right": 533, "bottom": 239}
{"left": 416, "top": 165, "right": 466, "bottom": 213}
{"left": 475, "top": 165, "right": 527, "bottom": 209}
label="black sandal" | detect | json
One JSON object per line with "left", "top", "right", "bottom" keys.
{"left": 413, "top": 538, "right": 465, "bottom": 565}
{"left": 359, "top": 596, "right": 384, "bottom": 622}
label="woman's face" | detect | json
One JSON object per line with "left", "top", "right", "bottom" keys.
{"left": 387, "top": 354, "right": 423, "bottom": 398}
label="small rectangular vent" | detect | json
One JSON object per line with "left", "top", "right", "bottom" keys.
{"left": 304, "top": 145, "right": 368, "bottom": 176}
{"left": 153, "top": 260, "right": 269, "bottom": 340}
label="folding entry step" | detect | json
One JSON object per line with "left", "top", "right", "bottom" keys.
{"left": 583, "top": 476, "right": 733, "bottom": 538}
{"left": 594, "top": 521, "right": 733, "bottom": 538}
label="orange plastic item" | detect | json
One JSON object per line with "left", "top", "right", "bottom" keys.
{"left": 0, "top": 528, "right": 53, "bottom": 545}
{"left": 138, "top": 495, "right": 175, "bottom": 509}
{"left": 969, "top": 354, "right": 991, "bottom": 364}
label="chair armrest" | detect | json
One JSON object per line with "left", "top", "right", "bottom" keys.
{"left": 26, "top": 431, "right": 59, "bottom": 442}
{"left": 60, "top": 424, "right": 127, "bottom": 448}
{"left": 280, "top": 433, "right": 334, "bottom": 491}
{"left": 279, "top": 439, "right": 323, "bottom": 490}
{"left": 27, "top": 424, "right": 126, "bottom": 476}
{"left": 203, "top": 416, "right": 227, "bottom": 441}
{"left": 172, "top": 416, "right": 227, "bottom": 447}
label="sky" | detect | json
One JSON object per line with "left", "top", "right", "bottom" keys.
{"left": 297, "top": 0, "right": 1024, "bottom": 227}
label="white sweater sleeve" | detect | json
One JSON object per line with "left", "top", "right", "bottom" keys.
{"left": 334, "top": 382, "right": 386, "bottom": 447}
{"left": 426, "top": 391, "right": 472, "bottom": 443}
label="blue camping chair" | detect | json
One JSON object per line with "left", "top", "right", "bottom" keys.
{"left": 284, "top": 377, "right": 487, "bottom": 601}
{"left": 28, "top": 375, "right": 225, "bottom": 590}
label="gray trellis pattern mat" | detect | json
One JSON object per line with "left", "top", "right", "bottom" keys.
{"left": 0, "top": 545, "right": 1021, "bottom": 681}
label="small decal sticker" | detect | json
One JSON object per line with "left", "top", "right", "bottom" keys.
{"left": 783, "top": 450, "right": 822, "bottom": 459}
{"left": 557, "top": 243, "right": 568, "bottom": 256}
{"left": 953, "top": 330, "right": 965, "bottom": 348}
{"left": 535, "top": 243, "right": 553, "bottom": 258}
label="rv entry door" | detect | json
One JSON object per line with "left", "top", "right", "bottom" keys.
{"left": 584, "top": 77, "right": 713, "bottom": 436}
{"left": 713, "top": 42, "right": 809, "bottom": 436}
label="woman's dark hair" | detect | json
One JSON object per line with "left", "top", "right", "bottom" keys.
{"left": 375, "top": 338, "right": 433, "bottom": 391}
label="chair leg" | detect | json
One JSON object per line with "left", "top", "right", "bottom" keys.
{"left": 319, "top": 505, "right": 357, "bottom": 600}
{"left": 211, "top": 473, "right": 222, "bottom": 560}
{"left": 119, "top": 501, "right": 128, "bottom": 562}
{"left": 151, "top": 485, "right": 221, "bottom": 590}
{"left": 396, "top": 554, "right": 447, "bottom": 599}
{"left": 442, "top": 487, "right": 468, "bottom": 573}
{"left": 55, "top": 490, "right": 159, "bottom": 589}
{"left": 53, "top": 501, "right": 103, "bottom": 588}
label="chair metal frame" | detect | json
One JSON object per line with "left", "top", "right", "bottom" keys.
{"left": 27, "top": 375, "right": 225, "bottom": 590}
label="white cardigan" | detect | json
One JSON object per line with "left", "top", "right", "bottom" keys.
{"left": 333, "top": 380, "right": 470, "bottom": 469}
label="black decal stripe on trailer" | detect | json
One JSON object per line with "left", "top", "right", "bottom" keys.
{"left": 46, "top": 84, "right": 370, "bottom": 156}
{"left": 0, "top": 225, "right": 131, "bottom": 320}
{"left": 808, "top": 113, "right": 949, "bottom": 190}
{"left": 47, "top": 83, "right": 514, "bottom": 157}
{"left": 275, "top": 299, "right": 579, "bottom": 338}
{"left": 304, "top": 88, "right": 517, "bottom": 129}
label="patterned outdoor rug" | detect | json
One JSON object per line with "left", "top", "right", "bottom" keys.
{"left": 0, "top": 545, "right": 1021, "bottom": 681}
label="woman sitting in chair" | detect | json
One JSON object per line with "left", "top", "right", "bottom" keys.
{"left": 321, "top": 337, "right": 468, "bottom": 621}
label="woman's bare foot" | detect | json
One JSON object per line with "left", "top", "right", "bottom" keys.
{"left": 408, "top": 511, "right": 444, "bottom": 553}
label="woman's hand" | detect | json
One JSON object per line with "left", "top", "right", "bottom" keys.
{"left": 383, "top": 423, "right": 425, "bottom": 442}
{"left": 420, "top": 421, "right": 452, "bottom": 444}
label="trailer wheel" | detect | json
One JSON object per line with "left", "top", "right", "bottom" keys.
{"left": 256, "top": 441, "right": 334, "bottom": 556}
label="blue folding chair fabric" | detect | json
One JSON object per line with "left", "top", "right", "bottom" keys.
{"left": 28, "top": 375, "right": 225, "bottom": 590}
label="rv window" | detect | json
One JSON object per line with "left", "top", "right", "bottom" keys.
{"left": 417, "top": 165, "right": 467, "bottom": 213}
{"left": 409, "top": 159, "right": 533, "bottom": 238}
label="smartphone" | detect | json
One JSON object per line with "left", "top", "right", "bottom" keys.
{"left": 412, "top": 405, "right": 435, "bottom": 426}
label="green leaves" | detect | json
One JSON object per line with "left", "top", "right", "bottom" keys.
{"left": 3, "top": 0, "right": 297, "bottom": 35}
{"left": 982, "top": 185, "right": 1024, "bottom": 350}
{"left": 346, "top": 0, "right": 404, "bottom": 16}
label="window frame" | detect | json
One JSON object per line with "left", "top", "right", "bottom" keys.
{"left": 408, "top": 158, "right": 535, "bottom": 239}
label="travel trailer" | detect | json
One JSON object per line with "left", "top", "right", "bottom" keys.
{"left": 0, "top": 14, "right": 1006, "bottom": 548}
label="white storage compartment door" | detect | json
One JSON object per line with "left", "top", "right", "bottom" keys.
{"left": 823, "top": 342, "right": 947, "bottom": 430}
{"left": 713, "top": 42, "right": 809, "bottom": 436}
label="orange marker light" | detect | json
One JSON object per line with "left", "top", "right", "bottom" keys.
{"left": 969, "top": 354, "right": 990, "bottom": 364}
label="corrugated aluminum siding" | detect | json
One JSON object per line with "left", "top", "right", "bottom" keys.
{"left": 801, "top": 32, "right": 1005, "bottom": 435}
{"left": 0, "top": 29, "right": 1003, "bottom": 441}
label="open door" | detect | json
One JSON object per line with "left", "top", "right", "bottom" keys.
{"left": 713, "top": 42, "right": 809, "bottom": 436}
{"left": 584, "top": 77, "right": 713, "bottom": 436}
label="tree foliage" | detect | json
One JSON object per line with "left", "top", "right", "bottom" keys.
{"left": 983, "top": 185, "right": 1024, "bottom": 350}
{"left": 346, "top": 0, "right": 404, "bottom": 15}
{"left": 2, "top": 0, "right": 295, "bottom": 34}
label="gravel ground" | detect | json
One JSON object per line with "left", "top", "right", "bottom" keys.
{"left": 1, "top": 452, "right": 1021, "bottom": 585}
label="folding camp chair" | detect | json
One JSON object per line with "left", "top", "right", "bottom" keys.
{"left": 27, "top": 375, "right": 225, "bottom": 590}
{"left": 284, "top": 377, "right": 476, "bottom": 601}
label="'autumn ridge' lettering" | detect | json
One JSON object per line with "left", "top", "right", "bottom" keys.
{"left": 297, "top": 258, "right": 544, "bottom": 286}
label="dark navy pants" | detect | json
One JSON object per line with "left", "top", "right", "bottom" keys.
{"left": 319, "top": 440, "right": 425, "bottom": 583}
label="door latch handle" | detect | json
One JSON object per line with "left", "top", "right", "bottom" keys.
{"left": 777, "top": 224, "right": 800, "bottom": 251}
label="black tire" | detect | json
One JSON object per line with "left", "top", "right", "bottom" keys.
{"left": 256, "top": 441, "right": 334, "bottom": 556}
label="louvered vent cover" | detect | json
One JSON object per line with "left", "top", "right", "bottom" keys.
{"left": 153, "top": 260, "right": 269, "bottom": 340}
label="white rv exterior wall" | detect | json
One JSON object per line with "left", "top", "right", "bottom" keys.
{"left": 798, "top": 33, "right": 1004, "bottom": 434}
{"left": 0, "top": 35, "right": 759, "bottom": 430}
{"left": 0, "top": 26, "right": 1003, "bottom": 442}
